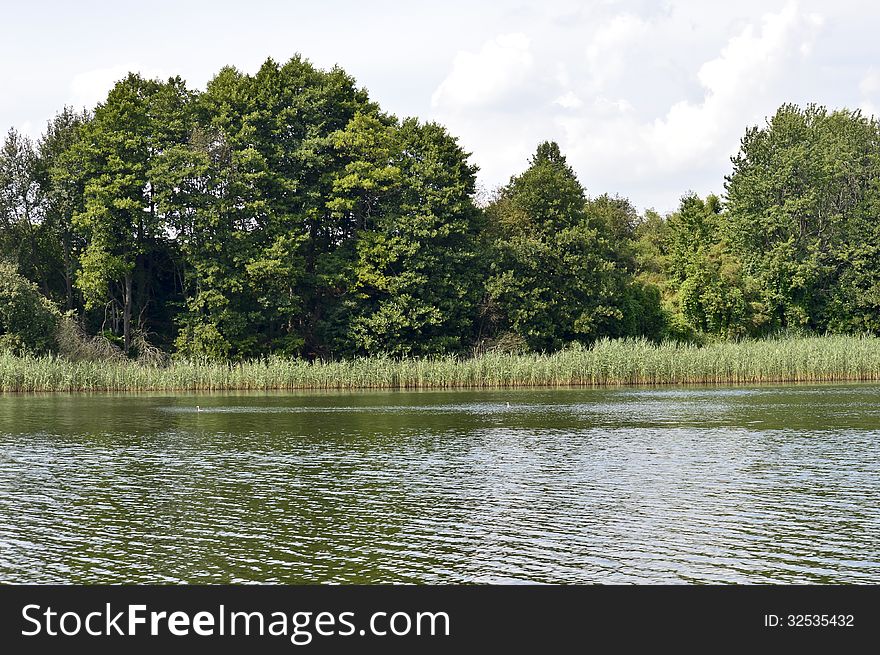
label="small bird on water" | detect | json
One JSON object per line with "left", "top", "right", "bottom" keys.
{"left": 196, "top": 405, "right": 203, "bottom": 412}
{"left": 506, "top": 401, "right": 511, "bottom": 408}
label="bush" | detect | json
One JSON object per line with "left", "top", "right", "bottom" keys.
{"left": 54, "top": 313, "right": 125, "bottom": 362}
{"left": 0, "top": 261, "right": 59, "bottom": 355}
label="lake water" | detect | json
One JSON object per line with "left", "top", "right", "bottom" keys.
{"left": 1, "top": 385, "right": 878, "bottom": 584}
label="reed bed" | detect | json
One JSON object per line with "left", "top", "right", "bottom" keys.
{"left": 2, "top": 335, "right": 880, "bottom": 392}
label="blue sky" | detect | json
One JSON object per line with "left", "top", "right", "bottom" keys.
{"left": 2, "top": 0, "right": 877, "bottom": 211}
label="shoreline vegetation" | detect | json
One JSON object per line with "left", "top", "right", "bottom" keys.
{"left": 3, "top": 335, "right": 880, "bottom": 393}
{"left": 5, "top": 55, "right": 880, "bottom": 373}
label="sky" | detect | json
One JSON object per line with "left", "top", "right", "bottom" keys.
{"left": 1, "top": 0, "right": 878, "bottom": 212}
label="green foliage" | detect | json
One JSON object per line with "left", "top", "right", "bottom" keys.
{"left": 38, "top": 107, "right": 91, "bottom": 310}
{"left": 484, "top": 142, "right": 659, "bottom": 351}
{"left": 341, "top": 119, "right": 484, "bottom": 356}
{"left": 72, "top": 73, "right": 194, "bottom": 352}
{"left": 617, "top": 280, "right": 665, "bottom": 340}
{"left": 8, "top": 57, "right": 880, "bottom": 364}
{"left": 0, "top": 260, "right": 59, "bottom": 354}
{"left": 160, "top": 125, "right": 272, "bottom": 359}
{"left": 633, "top": 193, "right": 764, "bottom": 340}
{"left": 165, "top": 57, "right": 380, "bottom": 359}
{"left": 725, "top": 104, "right": 880, "bottom": 332}
{"left": 0, "top": 128, "right": 60, "bottom": 296}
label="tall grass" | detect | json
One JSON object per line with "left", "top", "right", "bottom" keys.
{"left": 2, "top": 334, "right": 880, "bottom": 392}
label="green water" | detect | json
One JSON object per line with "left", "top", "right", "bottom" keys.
{"left": 1, "top": 385, "right": 878, "bottom": 583}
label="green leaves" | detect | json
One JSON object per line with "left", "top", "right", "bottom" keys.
{"left": 0, "top": 260, "right": 59, "bottom": 355}
{"left": 337, "top": 119, "right": 483, "bottom": 357}
{"left": 725, "top": 104, "right": 880, "bottom": 332}
{"left": 18, "top": 56, "right": 880, "bottom": 362}
{"left": 482, "top": 142, "right": 651, "bottom": 351}
{"left": 70, "top": 73, "right": 195, "bottom": 351}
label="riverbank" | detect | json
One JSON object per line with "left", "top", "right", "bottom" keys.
{"left": 2, "top": 335, "right": 880, "bottom": 392}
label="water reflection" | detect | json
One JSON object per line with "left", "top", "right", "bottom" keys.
{"left": 1, "top": 385, "right": 878, "bottom": 583}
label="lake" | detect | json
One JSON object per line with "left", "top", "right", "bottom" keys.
{"left": 1, "top": 385, "right": 878, "bottom": 584}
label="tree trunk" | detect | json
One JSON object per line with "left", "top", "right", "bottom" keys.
{"left": 62, "top": 228, "right": 73, "bottom": 310}
{"left": 136, "top": 253, "right": 148, "bottom": 331}
{"left": 123, "top": 271, "right": 133, "bottom": 354}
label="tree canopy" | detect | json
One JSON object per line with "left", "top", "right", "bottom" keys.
{"left": 2, "top": 59, "right": 879, "bottom": 359}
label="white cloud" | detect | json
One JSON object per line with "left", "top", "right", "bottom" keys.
{"left": 644, "top": 1, "right": 821, "bottom": 168}
{"left": 585, "top": 13, "right": 650, "bottom": 89}
{"left": 431, "top": 33, "right": 535, "bottom": 110}
{"left": 861, "top": 101, "right": 879, "bottom": 119}
{"left": 859, "top": 69, "right": 880, "bottom": 119}
{"left": 554, "top": 91, "right": 583, "bottom": 109}
{"left": 434, "top": 2, "right": 832, "bottom": 210}
{"left": 593, "top": 97, "right": 634, "bottom": 115}
{"left": 860, "top": 69, "right": 880, "bottom": 97}
{"left": 17, "top": 120, "right": 35, "bottom": 139}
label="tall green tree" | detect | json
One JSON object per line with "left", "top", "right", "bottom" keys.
{"left": 633, "top": 193, "right": 763, "bottom": 339}
{"left": 159, "top": 127, "right": 273, "bottom": 358}
{"left": 334, "top": 118, "right": 483, "bottom": 356}
{"left": 0, "top": 129, "right": 51, "bottom": 292}
{"left": 584, "top": 194, "right": 664, "bottom": 339}
{"left": 38, "top": 107, "right": 90, "bottom": 310}
{"left": 0, "top": 260, "right": 59, "bottom": 355}
{"left": 725, "top": 104, "right": 880, "bottom": 331}
{"left": 168, "top": 57, "right": 381, "bottom": 358}
{"left": 162, "top": 67, "right": 269, "bottom": 358}
{"left": 483, "top": 142, "right": 646, "bottom": 351}
{"left": 73, "top": 73, "right": 193, "bottom": 352}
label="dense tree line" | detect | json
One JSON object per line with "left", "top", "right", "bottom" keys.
{"left": 634, "top": 103, "right": 880, "bottom": 341}
{"left": 2, "top": 57, "right": 880, "bottom": 360}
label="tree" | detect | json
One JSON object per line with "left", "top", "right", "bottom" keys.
{"left": 155, "top": 127, "right": 267, "bottom": 359}
{"left": 168, "top": 56, "right": 379, "bottom": 358}
{"left": 642, "top": 193, "right": 763, "bottom": 339}
{"left": 725, "top": 104, "right": 880, "bottom": 331}
{"left": 0, "top": 260, "right": 58, "bottom": 355}
{"left": 38, "top": 107, "right": 90, "bottom": 310}
{"left": 584, "top": 194, "right": 664, "bottom": 340}
{"left": 483, "top": 142, "right": 643, "bottom": 351}
{"left": 336, "top": 119, "right": 484, "bottom": 356}
{"left": 72, "top": 73, "right": 193, "bottom": 353}
{"left": 0, "top": 129, "right": 51, "bottom": 292}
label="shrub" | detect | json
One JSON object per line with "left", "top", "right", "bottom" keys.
{"left": 0, "top": 260, "right": 59, "bottom": 355}
{"left": 54, "top": 313, "right": 125, "bottom": 362}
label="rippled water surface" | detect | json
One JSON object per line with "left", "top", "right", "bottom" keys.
{"left": 1, "top": 385, "right": 878, "bottom": 583}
